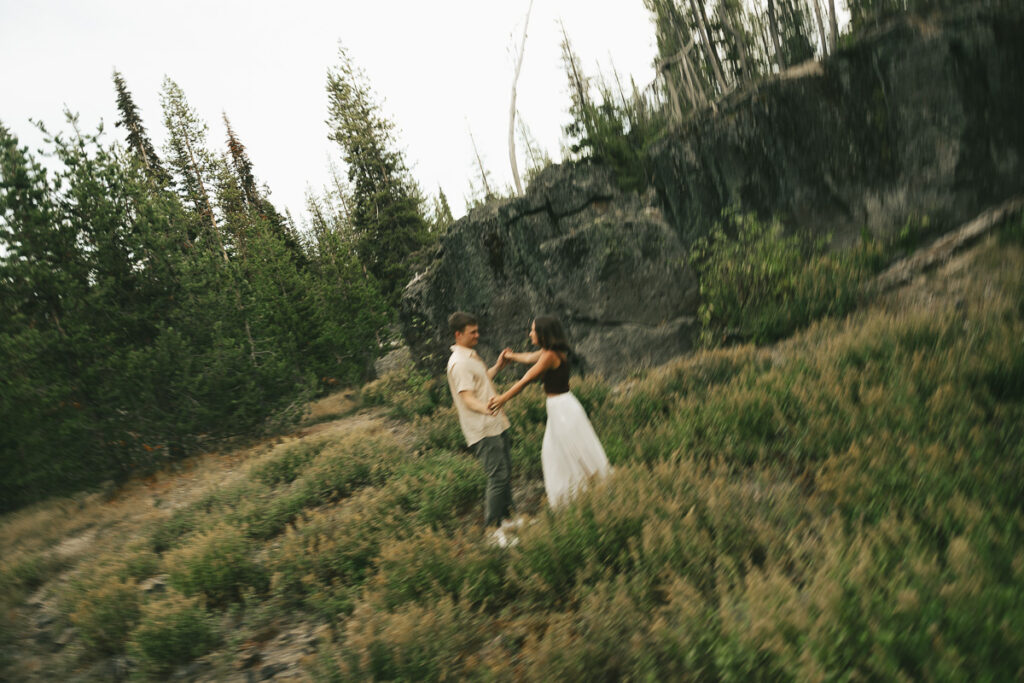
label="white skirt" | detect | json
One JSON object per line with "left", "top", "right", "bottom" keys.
{"left": 542, "top": 392, "right": 612, "bottom": 508}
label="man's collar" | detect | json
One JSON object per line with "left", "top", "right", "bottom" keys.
{"left": 450, "top": 344, "right": 478, "bottom": 359}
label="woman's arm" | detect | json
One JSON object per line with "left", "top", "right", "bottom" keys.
{"left": 489, "top": 350, "right": 558, "bottom": 412}
{"left": 504, "top": 348, "right": 542, "bottom": 365}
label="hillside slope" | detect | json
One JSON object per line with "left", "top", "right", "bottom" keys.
{"left": 2, "top": 212, "right": 1023, "bottom": 680}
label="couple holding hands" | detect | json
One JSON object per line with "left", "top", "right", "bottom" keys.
{"left": 445, "top": 312, "right": 611, "bottom": 536}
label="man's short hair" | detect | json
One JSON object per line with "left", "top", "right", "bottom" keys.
{"left": 448, "top": 311, "right": 478, "bottom": 334}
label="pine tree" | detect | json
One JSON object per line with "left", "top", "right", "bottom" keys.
{"left": 222, "top": 113, "right": 306, "bottom": 263}
{"left": 325, "top": 46, "right": 430, "bottom": 306}
{"left": 112, "top": 70, "right": 169, "bottom": 186}
{"left": 431, "top": 186, "right": 455, "bottom": 233}
{"left": 160, "top": 77, "right": 220, "bottom": 245}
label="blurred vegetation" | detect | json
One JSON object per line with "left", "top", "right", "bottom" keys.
{"left": 2, "top": 211, "right": 1020, "bottom": 680}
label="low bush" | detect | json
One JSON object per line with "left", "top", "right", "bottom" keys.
{"left": 361, "top": 365, "right": 448, "bottom": 419}
{"left": 68, "top": 576, "right": 140, "bottom": 654}
{"left": 164, "top": 523, "right": 267, "bottom": 607}
{"left": 365, "top": 528, "right": 509, "bottom": 611}
{"left": 690, "top": 211, "right": 887, "bottom": 345}
{"left": 311, "top": 597, "right": 493, "bottom": 681}
{"left": 250, "top": 440, "right": 327, "bottom": 487}
{"left": 128, "top": 592, "right": 217, "bottom": 674}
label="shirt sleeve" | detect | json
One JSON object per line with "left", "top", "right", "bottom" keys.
{"left": 449, "top": 361, "right": 475, "bottom": 395}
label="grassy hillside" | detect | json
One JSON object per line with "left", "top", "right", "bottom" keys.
{"left": 2, "top": 215, "right": 1022, "bottom": 680}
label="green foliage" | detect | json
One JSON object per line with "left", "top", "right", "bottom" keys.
{"left": 250, "top": 441, "right": 327, "bottom": 487}
{"left": 1, "top": 98, "right": 386, "bottom": 512}
{"left": 847, "top": 0, "right": 990, "bottom": 31}
{"left": 372, "top": 530, "right": 509, "bottom": 611}
{"left": 690, "top": 211, "right": 887, "bottom": 345}
{"left": 164, "top": 523, "right": 268, "bottom": 606}
{"left": 311, "top": 598, "right": 492, "bottom": 682}
{"left": 560, "top": 30, "right": 665, "bottom": 192}
{"left": 326, "top": 46, "right": 433, "bottom": 305}
{"left": 69, "top": 577, "right": 141, "bottom": 654}
{"left": 8, "top": 233, "right": 1022, "bottom": 677}
{"left": 360, "top": 364, "right": 449, "bottom": 418}
{"left": 128, "top": 592, "right": 217, "bottom": 673}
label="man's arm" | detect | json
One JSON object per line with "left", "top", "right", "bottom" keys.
{"left": 458, "top": 389, "right": 491, "bottom": 415}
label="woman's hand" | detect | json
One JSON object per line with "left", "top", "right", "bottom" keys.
{"left": 488, "top": 393, "right": 507, "bottom": 414}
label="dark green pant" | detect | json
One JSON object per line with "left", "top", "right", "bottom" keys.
{"left": 473, "top": 431, "right": 512, "bottom": 527}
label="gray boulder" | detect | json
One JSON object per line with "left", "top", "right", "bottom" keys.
{"left": 401, "top": 163, "right": 698, "bottom": 379}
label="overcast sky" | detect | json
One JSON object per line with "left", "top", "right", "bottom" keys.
{"left": 1, "top": 0, "right": 659, "bottom": 222}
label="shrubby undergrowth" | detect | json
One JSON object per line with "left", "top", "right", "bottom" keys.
{"left": 2, "top": 215, "right": 1022, "bottom": 679}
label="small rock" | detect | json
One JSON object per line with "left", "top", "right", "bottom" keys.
{"left": 260, "top": 662, "right": 289, "bottom": 680}
{"left": 54, "top": 627, "right": 76, "bottom": 648}
{"left": 34, "top": 613, "right": 56, "bottom": 629}
{"left": 138, "top": 575, "right": 167, "bottom": 594}
{"left": 238, "top": 649, "right": 263, "bottom": 669}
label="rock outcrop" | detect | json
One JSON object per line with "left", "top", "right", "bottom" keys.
{"left": 649, "top": 5, "right": 1024, "bottom": 245}
{"left": 401, "top": 164, "right": 699, "bottom": 377}
{"left": 402, "top": 5, "right": 1024, "bottom": 378}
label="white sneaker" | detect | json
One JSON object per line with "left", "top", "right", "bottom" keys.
{"left": 501, "top": 515, "right": 528, "bottom": 531}
{"left": 489, "top": 527, "right": 519, "bottom": 548}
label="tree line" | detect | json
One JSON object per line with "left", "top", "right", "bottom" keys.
{"left": 0, "top": 51, "right": 443, "bottom": 511}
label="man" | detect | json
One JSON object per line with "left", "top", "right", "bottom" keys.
{"left": 446, "top": 311, "right": 513, "bottom": 531}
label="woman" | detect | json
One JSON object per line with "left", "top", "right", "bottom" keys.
{"left": 488, "top": 316, "right": 611, "bottom": 508}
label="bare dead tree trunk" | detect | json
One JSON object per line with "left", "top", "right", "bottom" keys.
{"left": 690, "top": 0, "right": 729, "bottom": 94}
{"left": 829, "top": 0, "right": 839, "bottom": 53}
{"left": 508, "top": 0, "right": 533, "bottom": 197}
{"left": 813, "top": 0, "right": 829, "bottom": 57}
{"left": 767, "top": 0, "right": 786, "bottom": 72}
{"left": 467, "top": 124, "right": 492, "bottom": 198}
{"left": 718, "top": 1, "right": 752, "bottom": 85}
{"left": 680, "top": 42, "right": 709, "bottom": 108}
{"left": 661, "top": 61, "right": 687, "bottom": 122}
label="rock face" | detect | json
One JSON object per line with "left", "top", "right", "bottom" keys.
{"left": 649, "top": 6, "right": 1024, "bottom": 246}
{"left": 401, "top": 164, "right": 699, "bottom": 377}
{"left": 402, "top": 6, "right": 1024, "bottom": 378}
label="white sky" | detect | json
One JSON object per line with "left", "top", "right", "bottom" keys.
{"left": 0, "top": 1, "right": 659, "bottom": 221}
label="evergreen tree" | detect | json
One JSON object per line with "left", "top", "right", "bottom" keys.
{"left": 113, "top": 70, "right": 169, "bottom": 186}
{"left": 326, "top": 46, "right": 431, "bottom": 306}
{"left": 160, "top": 77, "right": 220, "bottom": 245}
{"left": 222, "top": 113, "right": 306, "bottom": 263}
{"left": 430, "top": 186, "right": 455, "bottom": 233}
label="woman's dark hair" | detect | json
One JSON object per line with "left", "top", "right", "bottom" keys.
{"left": 534, "top": 315, "right": 585, "bottom": 375}
{"left": 533, "top": 315, "right": 569, "bottom": 351}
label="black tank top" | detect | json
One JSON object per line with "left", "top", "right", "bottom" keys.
{"left": 542, "top": 355, "right": 570, "bottom": 394}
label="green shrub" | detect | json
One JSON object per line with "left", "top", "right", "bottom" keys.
{"left": 366, "top": 528, "right": 509, "bottom": 611}
{"left": 391, "top": 451, "right": 487, "bottom": 528}
{"left": 311, "top": 597, "right": 492, "bottom": 681}
{"left": 69, "top": 577, "right": 140, "bottom": 654}
{"left": 164, "top": 523, "right": 267, "bottom": 606}
{"left": 0, "top": 550, "right": 66, "bottom": 597}
{"left": 361, "top": 366, "right": 448, "bottom": 418}
{"left": 411, "top": 406, "right": 464, "bottom": 453}
{"left": 691, "top": 211, "right": 886, "bottom": 345}
{"left": 150, "top": 480, "right": 265, "bottom": 552}
{"left": 250, "top": 440, "right": 327, "bottom": 487}
{"left": 267, "top": 487, "right": 410, "bottom": 621}
{"left": 128, "top": 592, "right": 217, "bottom": 674}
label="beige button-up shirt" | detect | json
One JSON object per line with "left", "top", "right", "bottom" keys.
{"left": 447, "top": 344, "right": 510, "bottom": 446}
